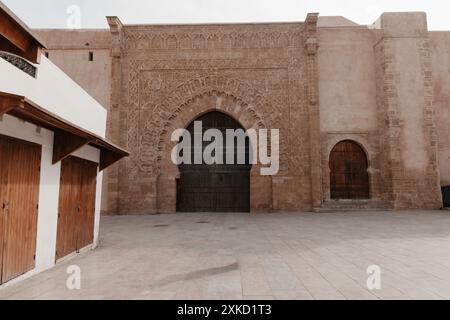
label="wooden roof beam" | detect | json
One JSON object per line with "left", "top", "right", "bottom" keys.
{"left": 99, "top": 147, "right": 127, "bottom": 171}
{"left": 0, "top": 91, "right": 129, "bottom": 165}
{"left": 52, "top": 130, "right": 93, "bottom": 164}
{"left": 0, "top": 94, "right": 24, "bottom": 116}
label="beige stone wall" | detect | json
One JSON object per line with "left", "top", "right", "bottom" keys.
{"left": 319, "top": 12, "right": 443, "bottom": 209}
{"left": 373, "top": 13, "right": 441, "bottom": 208}
{"left": 319, "top": 28, "right": 378, "bottom": 133}
{"left": 430, "top": 32, "right": 450, "bottom": 186}
{"left": 318, "top": 26, "right": 382, "bottom": 202}
{"left": 34, "top": 30, "right": 112, "bottom": 109}
{"left": 32, "top": 12, "right": 448, "bottom": 214}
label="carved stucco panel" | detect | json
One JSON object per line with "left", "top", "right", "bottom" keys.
{"left": 131, "top": 70, "right": 294, "bottom": 177}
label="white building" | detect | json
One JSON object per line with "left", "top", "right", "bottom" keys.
{"left": 0, "top": 2, "right": 128, "bottom": 286}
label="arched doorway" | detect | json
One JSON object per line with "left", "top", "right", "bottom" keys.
{"left": 176, "top": 111, "right": 251, "bottom": 212}
{"left": 330, "top": 140, "right": 370, "bottom": 199}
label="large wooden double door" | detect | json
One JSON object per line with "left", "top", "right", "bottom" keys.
{"left": 177, "top": 165, "right": 250, "bottom": 212}
{"left": 176, "top": 111, "right": 251, "bottom": 212}
{"left": 0, "top": 135, "right": 41, "bottom": 284}
{"left": 56, "top": 156, "right": 97, "bottom": 261}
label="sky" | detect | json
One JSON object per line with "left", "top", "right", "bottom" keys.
{"left": 3, "top": 0, "right": 450, "bottom": 30}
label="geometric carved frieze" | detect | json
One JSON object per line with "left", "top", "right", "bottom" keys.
{"left": 123, "top": 24, "right": 305, "bottom": 51}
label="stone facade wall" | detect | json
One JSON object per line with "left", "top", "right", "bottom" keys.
{"left": 373, "top": 13, "right": 441, "bottom": 209}
{"left": 430, "top": 32, "right": 450, "bottom": 187}
{"left": 107, "top": 14, "right": 321, "bottom": 214}
{"left": 35, "top": 12, "right": 449, "bottom": 214}
{"left": 318, "top": 26, "right": 382, "bottom": 203}
{"left": 35, "top": 29, "right": 112, "bottom": 109}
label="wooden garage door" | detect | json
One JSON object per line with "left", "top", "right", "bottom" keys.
{"left": 56, "top": 156, "right": 97, "bottom": 261}
{"left": 176, "top": 111, "right": 251, "bottom": 212}
{"left": 0, "top": 135, "right": 41, "bottom": 284}
{"left": 330, "top": 140, "right": 369, "bottom": 199}
{"left": 77, "top": 161, "right": 97, "bottom": 250}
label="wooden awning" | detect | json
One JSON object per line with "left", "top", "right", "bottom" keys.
{"left": 0, "top": 91, "right": 129, "bottom": 171}
{"left": 0, "top": 2, "right": 46, "bottom": 63}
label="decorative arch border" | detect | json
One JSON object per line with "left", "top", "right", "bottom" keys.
{"left": 154, "top": 90, "right": 275, "bottom": 213}
{"left": 180, "top": 106, "right": 251, "bottom": 131}
{"left": 327, "top": 139, "right": 370, "bottom": 169}
{"left": 146, "top": 75, "right": 279, "bottom": 173}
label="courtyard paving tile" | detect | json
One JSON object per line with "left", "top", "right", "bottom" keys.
{"left": 1, "top": 211, "right": 450, "bottom": 300}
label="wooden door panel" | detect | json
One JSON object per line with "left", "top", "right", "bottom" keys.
{"left": 56, "top": 157, "right": 82, "bottom": 260}
{"left": 177, "top": 112, "right": 251, "bottom": 212}
{"left": 56, "top": 158, "right": 71, "bottom": 260}
{"left": 56, "top": 157, "right": 97, "bottom": 260}
{"left": 214, "top": 171, "right": 249, "bottom": 212}
{"left": 0, "top": 137, "right": 6, "bottom": 284}
{"left": 177, "top": 169, "right": 250, "bottom": 212}
{"left": 77, "top": 161, "right": 97, "bottom": 250}
{"left": 1, "top": 136, "right": 41, "bottom": 283}
{"left": 330, "top": 140, "right": 369, "bottom": 199}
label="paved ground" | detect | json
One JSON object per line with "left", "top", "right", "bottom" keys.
{"left": 1, "top": 211, "right": 450, "bottom": 300}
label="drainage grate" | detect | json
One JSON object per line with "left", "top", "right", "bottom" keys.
{"left": 196, "top": 221, "right": 210, "bottom": 224}
{"left": 153, "top": 224, "right": 169, "bottom": 228}
{"left": 228, "top": 226, "right": 238, "bottom": 230}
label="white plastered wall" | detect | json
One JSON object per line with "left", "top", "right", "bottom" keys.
{"left": 0, "top": 57, "right": 107, "bottom": 137}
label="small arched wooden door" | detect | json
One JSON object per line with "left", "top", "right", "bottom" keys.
{"left": 330, "top": 140, "right": 369, "bottom": 199}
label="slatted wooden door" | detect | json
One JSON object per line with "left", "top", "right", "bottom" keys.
{"left": 76, "top": 161, "right": 97, "bottom": 250}
{"left": 0, "top": 135, "right": 41, "bottom": 284}
{"left": 0, "top": 136, "right": 6, "bottom": 284}
{"left": 56, "top": 156, "right": 97, "bottom": 261}
{"left": 330, "top": 140, "right": 369, "bottom": 199}
{"left": 56, "top": 157, "right": 82, "bottom": 260}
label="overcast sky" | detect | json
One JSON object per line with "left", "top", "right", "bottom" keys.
{"left": 3, "top": 0, "right": 450, "bottom": 30}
